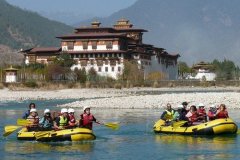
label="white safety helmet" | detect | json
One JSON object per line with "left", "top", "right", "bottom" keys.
{"left": 61, "top": 108, "right": 68, "bottom": 113}
{"left": 30, "top": 108, "right": 37, "bottom": 113}
{"left": 198, "top": 103, "right": 205, "bottom": 107}
{"left": 178, "top": 104, "right": 183, "bottom": 108}
{"left": 44, "top": 109, "right": 50, "bottom": 114}
{"left": 68, "top": 108, "right": 75, "bottom": 113}
{"left": 83, "top": 106, "right": 90, "bottom": 111}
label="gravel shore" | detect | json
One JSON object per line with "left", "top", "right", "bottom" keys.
{"left": 0, "top": 87, "right": 240, "bottom": 109}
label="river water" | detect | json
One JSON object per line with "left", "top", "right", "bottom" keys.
{"left": 0, "top": 100, "right": 239, "bottom": 160}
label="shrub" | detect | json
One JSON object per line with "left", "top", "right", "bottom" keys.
{"left": 24, "top": 80, "right": 38, "bottom": 88}
{"left": 114, "top": 83, "right": 122, "bottom": 89}
{"left": 0, "top": 83, "right": 3, "bottom": 89}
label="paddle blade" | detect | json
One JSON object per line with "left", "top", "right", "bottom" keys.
{"left": 153, "top": 119, "right": 165, "bottom": 128}
{"left": 172, "top": 121, "right": 188, "bottom": 128}
{"left": 104, "top": 123, "right": 119, "bottom": 130}
{"left": 35, "top": 131, "right": 50, "bottom": 140}
{"left": 3, "top": 125, "right": 22, "bottom": 137}
{"left": 17, "top": 119, "right": 32, "bottom": 126}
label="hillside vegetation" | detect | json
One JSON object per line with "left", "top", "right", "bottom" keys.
{"left": 0, "top": 0, "right": 73, "bottom": 49}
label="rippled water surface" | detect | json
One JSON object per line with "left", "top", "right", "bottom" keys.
{"left": 0, "top": 100, "right": 239, "bottom": 160}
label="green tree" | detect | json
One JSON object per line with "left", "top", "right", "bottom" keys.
{"left": 121, "top": 60, "right": 144, "bottom": 84}
{"left": 53, "top": 52, "right": 75, "bottom": 67}
{"left": 74, "top": 68, "right": 87, "bottom": 83}
{"left": 87, "top": 67, "right": 97, "bottom": 82}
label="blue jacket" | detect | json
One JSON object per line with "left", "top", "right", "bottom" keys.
{"left": 22, "top": 110, "right": 30, "bottom": 119}
{"left": 39, "top": 117, "right": 53, "bottom": 129}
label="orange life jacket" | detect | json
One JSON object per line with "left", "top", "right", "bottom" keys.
{"left": 81, "top": 113, "right": 94, "bottom": 129}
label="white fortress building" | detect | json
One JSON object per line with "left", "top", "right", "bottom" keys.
{"left": 22, "top": 19, "right": 180, "bottom": 80}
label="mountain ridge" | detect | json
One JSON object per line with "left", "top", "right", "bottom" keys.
{"left": 0, "top": 0, "right": 73, "bottom": 50}
{"left": 76, "top": 0, "right": 240, "bottom": 65}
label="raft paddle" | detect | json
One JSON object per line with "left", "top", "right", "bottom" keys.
{"left": 97, "top": 122, "right": 119, "bottom": 130}
{"left": 3, "top": 125, "right": 22, "bottom": 137}
{"left": 17, "top": 119, "right": 33, "bottom": 126}
{"left": 35, "top": 131, "right": 56, "bottom": 140}
{"left": 172, "top": 121, "right": 188, "bottom": 128}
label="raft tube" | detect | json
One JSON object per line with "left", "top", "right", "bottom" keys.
{"left": 153, "top": 118, "right": 238, "bottom": 135}
{"left": 17, "top": 127, "right": 96, "bottom": 142}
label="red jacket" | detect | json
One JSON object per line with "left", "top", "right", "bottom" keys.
{"left": 216, "top": 111, "right": 228, "bottom": 119}
{"left": 80, "top": 113, "right": 96, "bottom": 130}
{"left": 189, "top": 112, "right": 199, "bottom": 122}
{"left": 69, "top": 114, "right": 76, "bottom": 126}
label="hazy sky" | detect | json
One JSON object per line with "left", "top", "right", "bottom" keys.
{"left": 6, "top": 0, "right": 137, "bottom": 25}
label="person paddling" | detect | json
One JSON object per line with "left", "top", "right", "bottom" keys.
{"left": 68, "top": 108, "right": 78, "bottom": 128}
{"left": 27, "top": 108, "right": 39, "bottom": 131}
{"left": 39, "top": 109, "right": 54, "bottom": 131}
{"left": 197, "top": 103, "right": 207, "bottom": 122}
{"left": 160, "top": 103, "right": 175, "bottom": 125}
{"left": 54, "top": 108, "right": 69, "bottom": 130}
{"left": 185, "top": 105, "right": 199, "bottom": 125}
{"left": 178, "top": 102, "right": 189, "bottom": 121}
{"left": 215, "top": 104, "right": 229, "bottom": 119}
{"left": 79, "top": 106, "right": 99, "bottom": 130}
{"left": 208, "top": 105, "right": 217, "bottom": 121}
{"left": 22, "top": 103, "right": 36, "bottom": 119}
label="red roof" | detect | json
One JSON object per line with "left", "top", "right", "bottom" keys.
{"left": 67, "top": 50, "right": 127, "bottom": 54}
{"left": 21, "top": 47, "right": 61, "bottom": 53}
{"left": 115, "top": 28, "right": 148, "bottom": 32}
{"left": 57, "top": 33, "right": 126, "bottom": 39}
{"left": 31, "top": 47, "right": 61, "bottom": 52}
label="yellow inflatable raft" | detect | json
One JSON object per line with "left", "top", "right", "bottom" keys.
{"left": 153, "top": 118, "right": 238, "bottom": 135}
{"left": 17, "top": 127, "right": 96, "bottom": 142}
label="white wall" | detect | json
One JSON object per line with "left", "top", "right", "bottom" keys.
{"left": 6, "top": 73, "right": 17, "bottom": 83}
{"left": 71, "top": 59, "right": 124, "bottom": 79}
{"left": 62, "top": 45, "right": 120, "bottom": 51}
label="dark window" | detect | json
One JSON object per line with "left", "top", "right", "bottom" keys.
{"left": 106, "top": 41, "right": 113, "bottom": 49}
{"left": 98, "top": 67, "right": 102, "bottom": 72}
{"left": 105, "top": 67, "right": 108, "bottom": 72}
{"left": 112, "top": 67, "right": 114, "bottom": 72}
{"left": 92, "top": 41, "right": 97, "bottom": 50}
{"left": 90, "top": 60, "right": 94, "bottom": 65}
{"left": 83, "top": 41, "right": 88, "bottom": 50}
{"left": 118, "top": 67, "right": 121, "bottom": 72}
{"left": 90, "top": 54, "right": 93, "bottom": 58}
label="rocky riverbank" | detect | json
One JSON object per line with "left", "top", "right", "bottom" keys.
{"left": 0, "top": 87, "right": 239, "bottom": 109}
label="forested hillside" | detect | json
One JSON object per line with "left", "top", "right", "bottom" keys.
{"left": 0, "top": 0, "right": 73, "bottom": 50}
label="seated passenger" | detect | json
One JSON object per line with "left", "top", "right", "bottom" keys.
{"left": 197, "top": 103, "right": 207, "bottom": 122}
{"left": 160, "top": 103, "right": 175, "bottom": 125}
{"left": 215, "top": 104, "right": 229, "bottom": 119}
{"left": 39, "top": 109, "right": 54, "bottom": 131}
{"left": 179, "top": 102, "right": 189, "bottom": 121}
{"left": 185, "top": 105, "right": 199, "bottom": 125}
{"left": 27, "top": 108, "right": 39, "bottom": 131}
{"left": 22, "top": 103, "right": 36, "bottom": 119}
{"left": 54, "top": 108, "right": 69, "bottom": 129}
{"left": 208, "top": 105, "right": 217, "bottom": 121}
{"left": 79, "top": 106, "right": 98, "bottom": 130}
{"left": 68, "top": 108, "right": 78, "bottom": 128}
